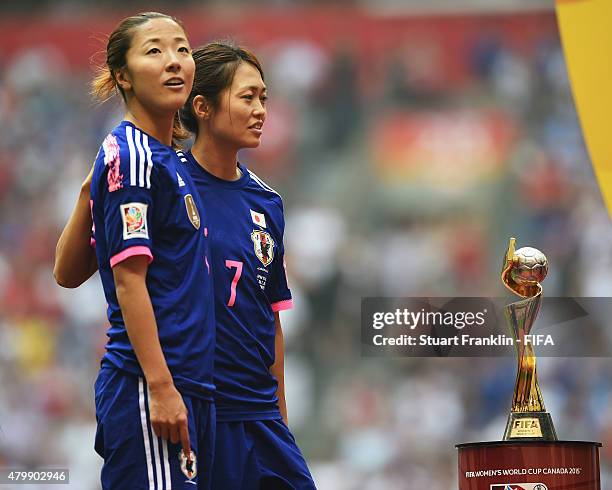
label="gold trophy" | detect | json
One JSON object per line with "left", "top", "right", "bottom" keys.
{"left": 501, "top": 237, "right": 557, "bottom": 441}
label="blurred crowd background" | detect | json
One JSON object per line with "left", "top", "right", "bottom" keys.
{"left": 1, "top": 2, "right": 612, "bottom": 489}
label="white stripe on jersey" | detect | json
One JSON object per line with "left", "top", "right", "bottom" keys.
{"left": 175, "top": 150, "right": 188, "bottom": 163}
{"left": 138, "top": 378, "right": 155, "bottom": 490}
{"left": 162, "top": 439, "right": 172, "bottom": 489}
{"left": 125, "top": 127, "right": 154, "bottom": 189}
{"left": 248, "top": 169, "right": 280, "bottom": 196}
{"left": 126, "top": 126, "right": 137, "bottom": 187}
{"left": 147, "top": 386, "right": 163, "bottom": 489}
{"left": 143, "top": 134, "right": 153, "bottom": 189}
{"left": 135, "top": 131, "right": 146, "bottom": 188}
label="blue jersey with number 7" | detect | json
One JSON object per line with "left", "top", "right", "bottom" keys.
{"left": 180, "top": 150, "right": 292, "bottom": 421}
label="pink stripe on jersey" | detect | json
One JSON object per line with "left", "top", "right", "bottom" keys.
{"left": 89, "top": 199, "right": 96, "bottom": 241}
{"left": 103, "top": 134, "right": 123, "bottom": 192}
{"left": 90, "top": 237, "right": 96, "bottom": 248}
{"left": 271, "top": 299, "right": 293, "bottom": 312}
{"left": 110, "top": 246, "right": 153, "bottom": 268}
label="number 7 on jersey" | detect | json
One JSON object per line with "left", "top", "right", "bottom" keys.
{"left": 225, "top": 260, "right": 243, "bottom": 307}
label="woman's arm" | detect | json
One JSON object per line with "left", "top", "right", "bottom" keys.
{"left": 54, "top": 167, "right": 99, "bottom": 288}
{"left": 270, "top": 312, "right": 288, "bottom": 425}
{"left": 113, "top": 255, "right": 191, "bottom": 454}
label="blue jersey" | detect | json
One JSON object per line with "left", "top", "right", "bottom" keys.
{"left": 180, "top": 150, "right": 292, "bottom": 421}
{"left": 91, "top": 121, "right": 215, "bottom": 399}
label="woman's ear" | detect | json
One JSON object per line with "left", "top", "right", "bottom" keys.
{"left": 193, "top": 95, "right": 212, "bottom": 120}
{"left": 114, "top": 68, "right": 132, "bottom": 92}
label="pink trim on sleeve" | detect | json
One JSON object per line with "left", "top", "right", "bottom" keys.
{"left": 110, "top": 246, "right": 153, "bottom": 268}
{"left": 89, "top": 200, "right": 96, "bottom": 248}
{"left": 271, "top": 299, "right": 293, "bottom": 312}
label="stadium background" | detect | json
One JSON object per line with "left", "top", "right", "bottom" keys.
{"left": 1, "top": 1, "right": 612, "bottom": 488}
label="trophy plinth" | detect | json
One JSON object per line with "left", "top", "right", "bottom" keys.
{"left": 457, "top": 441, "right": 601, "bottom": 489}
{"left": 500, "top": 238, "right": 557, "bottom": 441}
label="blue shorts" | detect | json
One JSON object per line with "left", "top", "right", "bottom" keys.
{"left": 94, "top": 367, "right": 215, "bottom": 490}
{"left": 212, "top": 419, "right": 316, "bottom": 489}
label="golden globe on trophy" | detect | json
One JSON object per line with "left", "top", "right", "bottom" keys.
{"left": 500, "top": 237, "right": 557, "bottom": 441}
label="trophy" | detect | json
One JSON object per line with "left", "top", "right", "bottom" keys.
{"left": 457, "top": 237, "right": 600, "bottom": 489}
{"left": 500, "top": 237, "right": 557, "bottom": 441}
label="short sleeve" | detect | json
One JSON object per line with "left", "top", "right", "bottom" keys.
{"left": 97, "top": 127, "right": 158, "bottom": 268}
{"left": 266, "top": 203, "right": 292, "bottom": 312}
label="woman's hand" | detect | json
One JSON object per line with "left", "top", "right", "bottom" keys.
{"left": 148, "top": 381, "right": 191, "bottom": 456}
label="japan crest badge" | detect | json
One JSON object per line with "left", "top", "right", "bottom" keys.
{"left": 179, "top": 449, "right": 197, "bottom": 480}
{"left": 251, "top": 230, "right": 275, "bottom": 267}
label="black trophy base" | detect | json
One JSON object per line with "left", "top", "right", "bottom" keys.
{"left": 503, "top": 411, "right": 557, "bottom": 441}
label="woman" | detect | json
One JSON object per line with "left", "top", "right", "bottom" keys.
{"left": 55, "top": 13, "right": 216, "bottom": 490}
{"left": 179, "top": 43, "right": 316, "bottom": 489}
{"left": 55, "top": 41, "right": 315, "bottom": 489}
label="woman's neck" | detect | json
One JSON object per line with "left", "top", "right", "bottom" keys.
{"left": 124, "top": 105, "right": 174, "bottom": 147}
{"left": 191, "top": 134, "right": 241, "bottom": 182}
